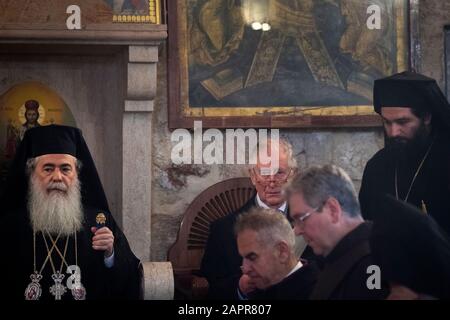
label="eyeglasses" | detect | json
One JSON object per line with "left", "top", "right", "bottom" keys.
{"left": 292, "top": 201, "right": 326, "bottom": 227}
{"left": 252, "top": 168, "right": 292, "bottom": 186}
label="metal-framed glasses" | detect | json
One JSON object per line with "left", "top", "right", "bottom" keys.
{"left": 293, "top": 201, "right": 326, "bottom": 227}
{"left": 252, "top": 167, "right": 292, "bottom": 186}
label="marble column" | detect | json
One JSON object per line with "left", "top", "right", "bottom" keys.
{"left": 122, "top": 45, "right": 158, "bottom": 262}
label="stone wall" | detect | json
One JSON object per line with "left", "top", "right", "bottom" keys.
{"left": 0, "top": 48, "right": 125, "bottom": 224}
{"left": 150, "top": 43, "right": 384, "bottom": 261}
{"left": 0, "top": 43, "right": 163, "bottom": 262}
{"left": 418, "top": 0, "right": 450, "bottom": 84}
{"left": 151, "top": 1, "right": 450, "bottom": 261}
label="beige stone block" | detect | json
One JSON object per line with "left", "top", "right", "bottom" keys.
{"left": 127, "top": 62, "right": 156, "bottom": 99}
{"left": 142, "top": 262, "right": 174, "bottom": 300}
{"left": 124, "top": 100, "right": 154, "bottom": 113}
{"left": 129, "top": 46, "right": 159, "bottom": 63}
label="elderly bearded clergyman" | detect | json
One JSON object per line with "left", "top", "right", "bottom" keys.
{"left": 0, "top": 125, "right": 141, "bottom": 300}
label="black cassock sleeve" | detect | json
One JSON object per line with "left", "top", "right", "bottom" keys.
{"left": 84, "top": 207, "right": 142, "bottom": 299}
{"left": 200, "top": 220, "right": 241, "bottom": 300}
{"left": 359, "top": 162, "right": 374, "bottom": 221}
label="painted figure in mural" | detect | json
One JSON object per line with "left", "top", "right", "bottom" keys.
{"left": 19, "top": 100, "right": 41, "bottom": 140}
{"left": 5, "top": 119, "right": 20, "bottom": 160}
{"left": 107, "top": 0, "right": 148, "bottom": 15}
{"left": 0, "top": 82, "right": 78, "bottom": 217}
{"left": 188, "top": 0, "right": 399, "bottom": 107}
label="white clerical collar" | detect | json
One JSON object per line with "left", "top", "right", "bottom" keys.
{"left": 285, "top": 260, "right": 303, "bottom": 278}
{"left": 256, "top": 193, "right": 287, "bottom": 213}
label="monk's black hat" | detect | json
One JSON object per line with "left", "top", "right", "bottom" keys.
{"left": 373, "top": 71, "right": 450, "bottom": 131}
{"left": 370, "top": 195, "right": 450, "bottom": 299}
{"left": 1, "top": 125, "right": 110, "bottom": 215}
{"left": 20, "top": 124, "right": 79, "bottom": 158}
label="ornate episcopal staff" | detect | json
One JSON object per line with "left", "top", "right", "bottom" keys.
{"left": 96, "top": 213, "right": 106, "bottom": 229}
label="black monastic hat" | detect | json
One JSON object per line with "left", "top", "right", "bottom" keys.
{"left": 370, "top": 195, "right": 450, "bottom": 299}
{"left": 1, "top": 125, "right": 110, "bottom": 215}
{"left": 373, "top": 71, "right": 450, "bottom": 132}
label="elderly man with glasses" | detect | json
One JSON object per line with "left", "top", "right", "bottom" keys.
{"left": 200, "top": 138, "right": 309, "bottom": 299}
{"left": 288, "top": 164, "right": 388, "bottom": 300}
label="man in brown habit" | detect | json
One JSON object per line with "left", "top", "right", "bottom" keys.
{"left": 288, "top": 165, "right": 388, "bottom": 300}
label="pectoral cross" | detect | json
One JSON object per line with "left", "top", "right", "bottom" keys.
{"left": 50, "top": 271, "right": 67, "bottom": 300}
{"left": 421, "top": 200, "right": 428, "bottom": 214}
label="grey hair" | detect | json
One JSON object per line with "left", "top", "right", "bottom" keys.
{"left": 234, "top": 207, "right": 296, "bottom": 254}
{"left": 279, "top": 138, "right": 297, "bottom": 169}
{"left": 26, "top": 156, "right": 82, "bottom": 176}
{"left": 288, "top": 164, "right": 361, "bottom": 218}
{"left": 248, "top": 137, "right": 297, "bottom": 170}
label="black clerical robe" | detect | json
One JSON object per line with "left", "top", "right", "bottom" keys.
{"left": 200, "top": 195, "right": 317, "bottom": 299}
{"left": 359, "top": 137, "right": 450, "bottom": 236}
{"left": 0, "top": 207, "right": 141, "bottom": 300}
{"left": 247, "top": 261, "right": 318, "bottom": 300}
{"left": 309, "top": 222, "right": 388, "bottom": 300}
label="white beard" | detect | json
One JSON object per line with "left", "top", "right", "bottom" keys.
{"left": 28, "top": 175, "right": 83, "bottom": 235}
